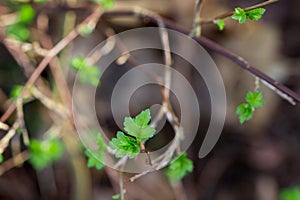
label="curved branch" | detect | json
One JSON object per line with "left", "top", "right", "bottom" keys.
{"left": 102, "top": 8, "right": 300, "bottom": 105}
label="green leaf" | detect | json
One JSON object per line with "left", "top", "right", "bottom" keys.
{"left": 102, "top": 0, "right": 114, "bottom": 9}
{"left": 109, "top": 131, "right": 140, "bottom": 159}
{"left": 79, "top": 65, "right": 101, "bottom": 87}
{"left": 235, "top": 7, "right": 245, "bottom": 15}
{"left": 236, "top": 103, "right": 254, "bottom": 124}
{"left": 10, "top": 85, "right": 24, "bottom": 100}
{"left": 246, "top": 8, "right": 266, "bottom": 21}
{"left": 280, "top": 186, "right": 300, "bottom": 200}
{"left": 245, "top": 90, "right": 265, "bottom": 108}
{"left": 6, "top": 23, "right": 30, "bottom": 41}
{"left": 232, "top": 7, "right": 266, "bottom": 24}
{"left": 124, "top": 109, "right": 155, "bottom": 141}
{"left": 18, "top": 4, "right": 35, "bottom": 24}
{"left": 78, "top": 24, "right": 95, "bottom": 37}
{"left": 96, "top": 133, "right": 107, "bottom": 152}
{"left": 112, "top": 193, "right": 122, "bottom": 200}
{"left": 70, "top": 56, "right": 101, "bottom": 87}
{"left": 92, "top": 0, "right": 115, "bottom": 9}
{"left": 85, "top": 150, "right": 105, "bottom": 170}
{"left": 84, "top": 132, "right": 107, "bottom": 170}
{"left": 165, "top": 152, "right": 193, "bottom": 182}
{"left": 232, "top": 7, "right": 247, "bottom": 24}
{"left": 29, "top": 138, "right": 64, "bottom": 170}
{"left": 70, "top": 56, "right": 85, "bottom": 71}
{"left": 215, "top": 19, "right": 225, "bottom": 31}
{"left": 134, "top": 109, "right": 151, "bottom": 127}
{"left": 0, "top": 154, "right": 4, "bottom": 164}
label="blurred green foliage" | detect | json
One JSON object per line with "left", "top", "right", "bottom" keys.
{"left": 165, "top": 152, "right": 194, "bottom": 183}
{"left": 280, "top": 186, "right": 300, "bottom": 200}
{"left": 29, "top": 137, "right": 64, "bottom": 170}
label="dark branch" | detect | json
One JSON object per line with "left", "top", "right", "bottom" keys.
{"left": 102, "top": 9, "right": 300, "bottom": 104}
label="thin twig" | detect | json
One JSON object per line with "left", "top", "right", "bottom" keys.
{"left": 0, "top": 151, "right": 29, "bottom": 176}
{"left": 140, "top": 142, "right": 152, "bottom": 166}
{"left": 4, "top": 38, "right": 49, "bottom": 56}
{"left": 38, "top": 30, "right": 73, "bottom": 116}
{"left": 113, "top": 156, "right": 128, "bottom": 169}
{"left": 190, "top": 0, "right": 206, "bottom": 37}
{"left": 0, "top": 122, "right": 19, "bottom": 154}
{"left": 107, "top": 28, "right": 163, "bottom": 84}
{"left": 16, "top": 98, "right": 29, "bottom": 146}
{"left": 130, "top": 126, "right": 183, "bottom": 182}
{"left": 30, "top": 86, "right": 69, "bottom": 118}
{"left": 120, "top": 171, "right": 126, "bottom": 200}
{"left": 11, "top": 134, "right": 22, "bottom": 166}
{"left": 158, "top": 22, "right": 172, "bottom": 101}
{"left": 3, "top": 37, "right": 52, "bottom": 95}
{"left": 0, "top": 122, "right": 9, "bottom": 131}
{"left": 254, "top": 77, "right": 260, "bottom": 91}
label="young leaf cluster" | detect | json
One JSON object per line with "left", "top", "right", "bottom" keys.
{"left": 6, "top": 4, "right": 36, "bottom": 41}
{"left": 236, "top": 90, "right": 265, "bottom": 124}
{"left": 214, "top": 19, "right": 225, "bottom": 31}
{"left": 280, "top": 186, "right": 300, "bottom": 200}
{"left": 85, "top": 133, "right": 107, "bottom": 170}
{"left": 165, "top": 152, "right": 193, "bottom": 182}
{"left": 29, "top": 138, "right": 64, "bottom": 170}
{"left": 109, "top": 109, "right": 155, "bottom": 159}
{"left": 232, "top": 7, "right": 266, "bottom": 24}
{"left": 70, "top": 56, "right": 101, "bottom": 87}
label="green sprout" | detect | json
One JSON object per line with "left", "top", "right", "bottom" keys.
{"left": 112, "top": 193, "right": 121, "bottom": 200}
{"left": 10, "top": 85, "right": 24, "bottom": 100}
{"left": 236, "top": 90, "right": 265, "bottom": 124}
{"left": 85, "top": 133, "right": 107, "bottom": 170}
{"left": 232, "top": 7, "right": 266, "bottom": 24}
{"left": 215, "top": 19, "right": 225, "bottom": 31}
{"left": 5, "top": 4, "right": 36, "bottom": 41}
{"left": 109, "top": 109, "right": 155, "bottom": 159}
{"left": 70, "top": 56, "right": 101, "bottom": 87}
{"left": 165, "top": 152, "right": 194, "bottom": 183}
{"left": 29, "top": 137, "right": 64, "bottom": 170}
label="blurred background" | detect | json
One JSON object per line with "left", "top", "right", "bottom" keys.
{"left": 0, "top": 0, "right": 300, "bottom": 199}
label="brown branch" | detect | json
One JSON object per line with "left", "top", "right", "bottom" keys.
{"left": 0, "top": 151, "right": 29, "bottom": 176}
{"left": 101, "top": 8, "right": 300, "bottom": 104}
{"left": 0, "top": 8, "right": 102, "bottom": 123}
{"left": 200, "top": 0, "right": 280, "bottom": 24}
{"left": 0, "top": 122, "right": 9, "bottom": 131}
{"left": 37, "top": 30, "right": 73, "bottom": 116}
{"left": 0, "top": 122, "right": 19, "bottom": 154}
{"left": 191, "top": 0, "right": 206, "bottom": 37}
{"left": 16, "top": 98, "right": 29, "bottom": 146}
